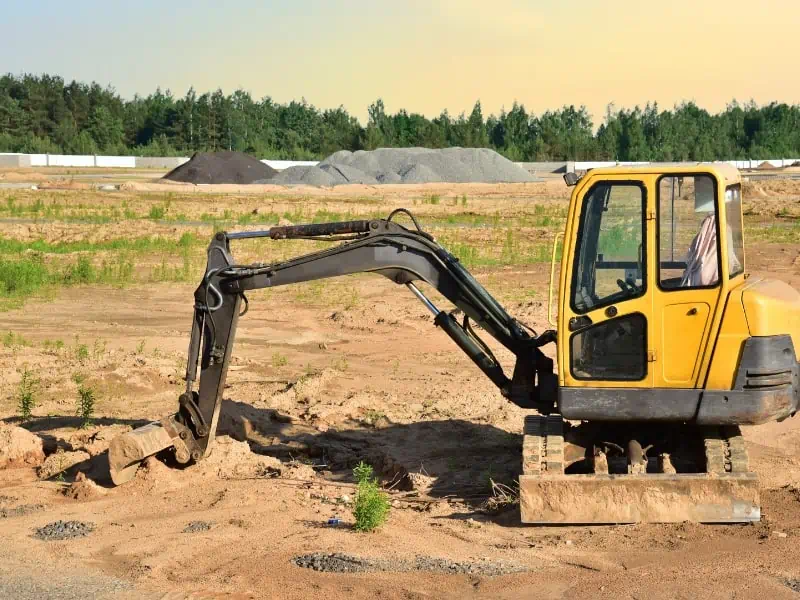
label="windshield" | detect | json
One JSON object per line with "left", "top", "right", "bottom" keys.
{"left": 725, "top": 185, "right": 744, "bottom": 278}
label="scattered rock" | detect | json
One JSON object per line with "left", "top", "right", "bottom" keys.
{"left": 465, "top": 518, "right": 482, "bottom": 529}
{"left": 34, "top": 520, "right": 95, "bottom": 541}
{"left": 37, "top": 450, "right": 90, "bottom": 480}
{"left": 0, "top": 425, "right": 45, "bottom": 469}
{"left": 293, "top": 553, "right": 527, "bottom": 576}
{"left": 0, "top": 504, "right": 45, "bottom": 519}
{"left": 772, "top": 531, "right": 788, "bottom": 539}
{"left": 183, "top": 521, "right": 213, "bottom": 533}
{"left": 64, "top": 472, "right": 106, "bottom": 501}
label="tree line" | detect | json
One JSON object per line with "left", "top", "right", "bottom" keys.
{"left": 1, "top": 73, "right": 799, "bottom": 161}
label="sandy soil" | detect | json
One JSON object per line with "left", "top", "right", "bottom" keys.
{"left": 0, "top": 178, "right": 799, "bottom": 599}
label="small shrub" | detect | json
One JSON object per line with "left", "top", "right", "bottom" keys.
{"left": 75, "top": 343, "right": 89, "bottom": 363}
{"left": 271, "top": 352, "right": 288, "bottom": 367}
{"left": 135, "top": 339, "right": 145, "bottom": 355}
{"left": 17, "top": 367, "right": 39, "bottom": 421}
{"left": 352, "top": 462, "right": 390, "bottom": 532}
{"left": 75, "top": 380, "right": 96, "bottom": 429}
{"left": 363, "top": 409, "right": 386, "bottom": 427}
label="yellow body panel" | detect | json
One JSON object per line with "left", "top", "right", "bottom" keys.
{"left": 704, "top": 285, "right": 751, "bottom": 389}
{"left": 661, "top": 302, "right": 710, "bottom": 383}
{"left": 741, "top": 279, "right": 800, "bottom": 349}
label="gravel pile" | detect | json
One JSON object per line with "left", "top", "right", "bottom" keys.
{"left": 293, "top": 552, "right": 527, "bottom": 576}
{"left": 33, "top": 520, "right": 95, "bottom": 541}
{"left": 183, "top": 520, "right": 213, "bottom": 533}
{"left": 163, "top": 151, "right": 277, "bottom": 184}
{"left": 273, "top": 147, "right": 535, "bottom": 186}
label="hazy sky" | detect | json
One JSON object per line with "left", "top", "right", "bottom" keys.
{"left": 4, "top": 0, "right": 799, "bottom": 124}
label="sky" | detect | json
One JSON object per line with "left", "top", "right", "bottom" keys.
{"left": 3, "top": 0, "right": 800, "bottom": 125}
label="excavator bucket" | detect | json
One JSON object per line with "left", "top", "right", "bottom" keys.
{"left": 108, "top": 420, "right": 187, "bottom": 485}
{"left": 519, "top": 416, "right": 761, "bottom": 524}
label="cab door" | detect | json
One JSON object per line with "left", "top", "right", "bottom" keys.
{"left": 652, "top": 174, "right": 722, "bottom": 387}
{"left": 559, "top": 176, "right": 654, "bottom": 391}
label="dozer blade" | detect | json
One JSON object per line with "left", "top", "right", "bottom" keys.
{"left": 108, "top": 421, "right": 184, "bottom": 485}
{"left": 519, "top": 415, "right": 761, "bottom": 525}
{"left": 519, "top": 473, "right": 760, "bottom": 524}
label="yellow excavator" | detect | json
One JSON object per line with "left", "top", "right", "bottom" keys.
{"left": 109, "top": 164, "right": 799, "bottom": 524}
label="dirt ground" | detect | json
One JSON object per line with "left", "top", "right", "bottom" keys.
{"left": 0, "top": 171, "right": 799, "bottom": 599}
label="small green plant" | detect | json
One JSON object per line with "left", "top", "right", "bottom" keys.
{"left": 461, "top": 194, "right": 468, "bottom": 206}
{"left": 17, "top": 366, "right": 39, "bottom": 421}
{"left": 2, "top": 331, "right": 29, "bottom": 348}
{"left": 424, "top": 194, "right": 441, "bottom": 205}
{"left": 75, "top": 378, "right": 96, "bottom": 429}
{"left": 75, "top": 343, "right": 89, "bottom": 363}
{"left": 332, "top": 356, "right": 349, "bottom": 372}
{"left": 363, "top": 409, "right": 386, "bottom": 427}
{"left": 352, "top": 462, "right": 390, "bottom": 532}
{"left": 271, "top": 352, "right": 288, "bottom": 367}
{"left": 148, "top": 204, "right": 166, "bottom": 220}
{"left": 135, "top": 339, "right": 145, "bottom": 355}
{"left": 92, "top": 339, "right": 107, "bottom": 360}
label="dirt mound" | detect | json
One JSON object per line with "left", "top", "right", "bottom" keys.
{"left": 37, "top": 450, "right": 90, "bottom": 480}
{"left": 0, "top": 425, "right": 45, "bottom": 468}
{"left": 163, "top": 151, "right": 277, "bottom": 184}
{"left": 64, "top": 472, "right": 106, "bottom": 501}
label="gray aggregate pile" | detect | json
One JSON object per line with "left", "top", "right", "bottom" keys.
{"left": 273, "top": 147, "right": 535, "bottom": 186}
{"left": 33, "top": 520, "right": 95, "bottom": 541}
{"left": 293, "top": 552, "right": 527, "bottom": 576}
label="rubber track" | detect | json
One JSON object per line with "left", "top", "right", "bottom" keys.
{"left": 704, "top": 425, "right": 749, "bottom": 474}
{"left": 522, "top": 415, "right": 564, "bottom": 475}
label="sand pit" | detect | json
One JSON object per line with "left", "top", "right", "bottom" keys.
{"left": 163, "top": 151, "right": 277, "bottom": 184}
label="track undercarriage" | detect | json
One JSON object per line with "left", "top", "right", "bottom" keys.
{"left": 519, "top": 415, "right": 759, "bottom": 523}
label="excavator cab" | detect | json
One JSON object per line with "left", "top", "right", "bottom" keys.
{"left": 555, "top": 165, "right": 798, "bottom": 424}
{"left": 109, "top": 165, "right": 799, "bottom": 525}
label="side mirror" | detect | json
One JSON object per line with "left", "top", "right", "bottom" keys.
{"left": 563, "top": 172, "right": 581, "bottom": 187}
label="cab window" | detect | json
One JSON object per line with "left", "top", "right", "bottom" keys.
{"left": 725, "top": 185, "right": 744, "bottom": 278}
{"left": 571, "top": 182, "right": 646, "bottom": 314}
{"left": 658, "top": 175, "right": 720, "bottom": 289}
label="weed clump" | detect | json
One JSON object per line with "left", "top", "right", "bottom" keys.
{"left": 352, "top": 462, "right": 390, "bottom": 532}
{"left": 17, "top": 366, "right": 39, "bottom": 421}
{"left": 72, "top": 373, "right": 96, "bottom": 428}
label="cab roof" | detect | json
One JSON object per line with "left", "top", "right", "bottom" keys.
{"left": 583, "top": 163, "right": 741, "bottom": 187}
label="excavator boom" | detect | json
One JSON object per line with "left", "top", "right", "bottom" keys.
{"left": 110, "top": 213, "right": 558, "bottom": 483}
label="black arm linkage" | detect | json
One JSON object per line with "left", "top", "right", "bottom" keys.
{"left": 178, "top": 217, "right": 557, "bottom": 457}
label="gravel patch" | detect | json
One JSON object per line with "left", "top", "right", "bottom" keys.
{"left": 0, "top": 504, "right": 45, "bottom": 519}
{"left": 33, "top": 520, "right": 95, "bottom": 541}
{"left": 293, "top": 552, "right": 527, "bottom": 576}
{"left": 785, "top": 579, "right": 800, "bottom": 592}
{"left": 183, "top": 520, "right": 213, "bottom": 533}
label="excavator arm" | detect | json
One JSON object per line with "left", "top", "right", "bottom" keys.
{"left": 109, "top": 211, "right": 557, "bottom": 484}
